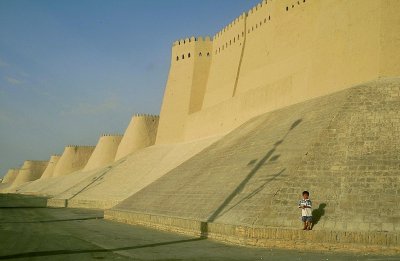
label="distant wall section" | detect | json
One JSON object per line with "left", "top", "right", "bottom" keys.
{"left": 84, "top": 134, "right": 123, "bottom": 171}
{"left": 52, "top": 146, "right": 95, "bottom": 177}
{"left": 40, "top": 155, "right": 61, "bottom": 179}
{"left": 115, "top": 115, "right": 159, "bottom": 160}
{"left": 2, "top": 169, "right": 19, "bottom": 184}
{"left": 12, "top": 161, "right": 48, "bottom": 187}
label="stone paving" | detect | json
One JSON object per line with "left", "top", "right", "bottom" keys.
{"left": 0, "top": 201, "right": 396, "bottom": 260}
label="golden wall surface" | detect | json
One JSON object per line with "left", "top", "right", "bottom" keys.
{"left": 156, "top": 37, "right": 212, "bottom": 144}
{"left": 1, "top": 169, "right": 19, "bottom": 184}
{"left": 40, "top": 155, "right": 61, "bottom": 179}
{"left": 156, "top": 0, "right": 400, "bottom": 144}
{"left": 52, "top": 146, "right": 95, "bottom": 177}
{"left": 84, "top": 135, "right": 123, "bottom": 171}
{"left": 115, "top": 115, "right": 159, "bottom": 161}
{"left": 12, "top": 161, "right": 48, "bottom": 187}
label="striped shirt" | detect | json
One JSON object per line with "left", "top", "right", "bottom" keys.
{"left": 298, "top": 199, "right": 312, "bottom": 216}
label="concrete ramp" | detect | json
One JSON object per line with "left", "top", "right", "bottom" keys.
{"left": 46, "top": 135, "right": 221, "bottom": 209}
{"left": 52, "top": 146, "right": 95, "bottom": 177}
{"left": 12, "top": 161, "right": 48, "bottom": 187}
{"left": 40, "top": 155, "right": 61, "bottom": 179}
{"left": 1, "top": 169, "right": 19, "bottom": 184}
{"left": 13, "top": 166, "right": 100, "bottom": 196}
{"left": 83, "top": 134, "right": 123, "bottom": 171}
{"left": 114, "top": 115, "right": 159, "bottom": 161}
{"left": 107, "top": 79, "right": 400, "bottom": 245}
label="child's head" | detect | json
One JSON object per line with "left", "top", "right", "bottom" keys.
{"left": 302, "top": 191, "right": 309, "bottom": 199}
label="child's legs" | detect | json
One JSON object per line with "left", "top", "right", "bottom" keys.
{"left": 307, "top": 216, "right": 313, "bottom": 229}
{"left": 301, "top": 216, "right": 308, "bottom": 229}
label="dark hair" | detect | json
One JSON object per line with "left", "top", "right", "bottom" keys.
{"left": 302, "top": 191, "right": 309, "bottom": 196}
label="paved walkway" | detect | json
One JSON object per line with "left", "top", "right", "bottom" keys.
{"left": 0, "top": 206, "right": 397, "bottom": 260}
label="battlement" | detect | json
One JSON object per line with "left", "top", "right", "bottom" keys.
{"left": 65, "top": 145, "right": 96, "bottom": 148}
{"left": 23, "top": 160, "right": 48, "bottom": 164}
{"left": 212, "top": 0, "right": 271, "bottom": 40}
{"left": 133, "top": 114, "right": 159, "bottom": 119}
{"left": 172, "top": 36, "right": 212, "bottom": 47}
{"left": 101, "top": 134, "right": 123, "bottom": 137}
{"left": 172, "top": 37, "right": 213, "bottom": 63}
{"left": 213, "top": 13, "right": 246, "bottom": 40}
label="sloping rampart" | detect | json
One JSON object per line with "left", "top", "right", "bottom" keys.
{"left": 46, "top": 135, "right": 221, "bottom": 209}
{"left": 115, "top": 115, "right": 159, "bottom": 160}
{"left": 84, "top": 134, "right": 123, "bottom": 171}
{"left": 40, "top": 155, "right": 61, "bottom": 179}
{"left": 1, "top": 169, "right": 19, "bottom": 184}
{"left": 110, "top": 78, "right": 400, "bottom": 238}
{"left": 12, "top": 161, "right": 48, "bottom": 187}
{"left": 52, "top": 146, "right": 95, "bottom": 177}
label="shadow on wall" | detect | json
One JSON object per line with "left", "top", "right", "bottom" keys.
{"left": 201, "top": 119, "right": 303, "bottom": 237}
{"left": 312, "top": 203, "right": 326, "bottom": 228}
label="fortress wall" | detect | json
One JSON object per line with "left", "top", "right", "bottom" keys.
{"left": 40, "top": 155, "right": 61, "bottom": 179}
{"left": 182, "top": 0, "right": 400, "bottom": 141}
{"left": 52, "top": 146, "right": 95, "bottom": 177}
{"left": 1, "top": 169, "right": 19, "bottom": 184}
{"left": 379, "top": 0, "right": 400, "bottom": 76}
{"left": 156, "top": 37, "right": 212, "bottom": 144}
{"left": 189, "top": 37, "right": 213, "bottom": 114}
{"left": 115, "top": 115, "right": 159, "bottom": 160}
{"left": 201, "top": 14, "right": 246, "bottom": 109}
{"left": 84, "top": 134, "right": 123, "bottom": 171}
{"left": 12, "top": 161, "right": 48, "bottom": 187}
{"left": 111, "top": 78, "right": 400, "bottom": 237}
{"left": 236, "top": 0, "right": 382, "bottom": 96}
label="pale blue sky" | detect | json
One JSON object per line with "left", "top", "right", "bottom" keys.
{"left": 0, "top": 0, "right": 259, "bottom": 177}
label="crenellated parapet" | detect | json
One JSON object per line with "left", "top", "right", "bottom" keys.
{"left": 172, "top": 36, "right": 212, "bottom": 47}
{"left": 101, "top": 133, "right": 124, "bottom": 137}
{"left": 132, "top": 114, "right": 160, "bottom": 118}
{"left": 172, "top": 36, "right": 213, "bottom": 63}
{"left": 211, "top": 0, "right": 274, "bottom": 56}
{"left": 213, "top": 12, "right": 246, "bottom": 41}
{"left": 65, "top": 145, "right": 96, "bottom": 148}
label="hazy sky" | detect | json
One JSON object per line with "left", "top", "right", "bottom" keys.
{"left": 0, "top": 0, "right": 260, "bottom": 177}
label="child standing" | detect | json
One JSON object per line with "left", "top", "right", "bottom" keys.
{"left": 298, "top": 191, "right": 313, "bottom": 230}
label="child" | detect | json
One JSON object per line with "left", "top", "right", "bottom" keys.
{"left": 298, "top": 191, "right": 313, "bottom": 230}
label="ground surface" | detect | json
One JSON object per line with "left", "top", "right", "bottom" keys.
{"left": 0, "top": 204, "right": 396, "bottom": 261}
